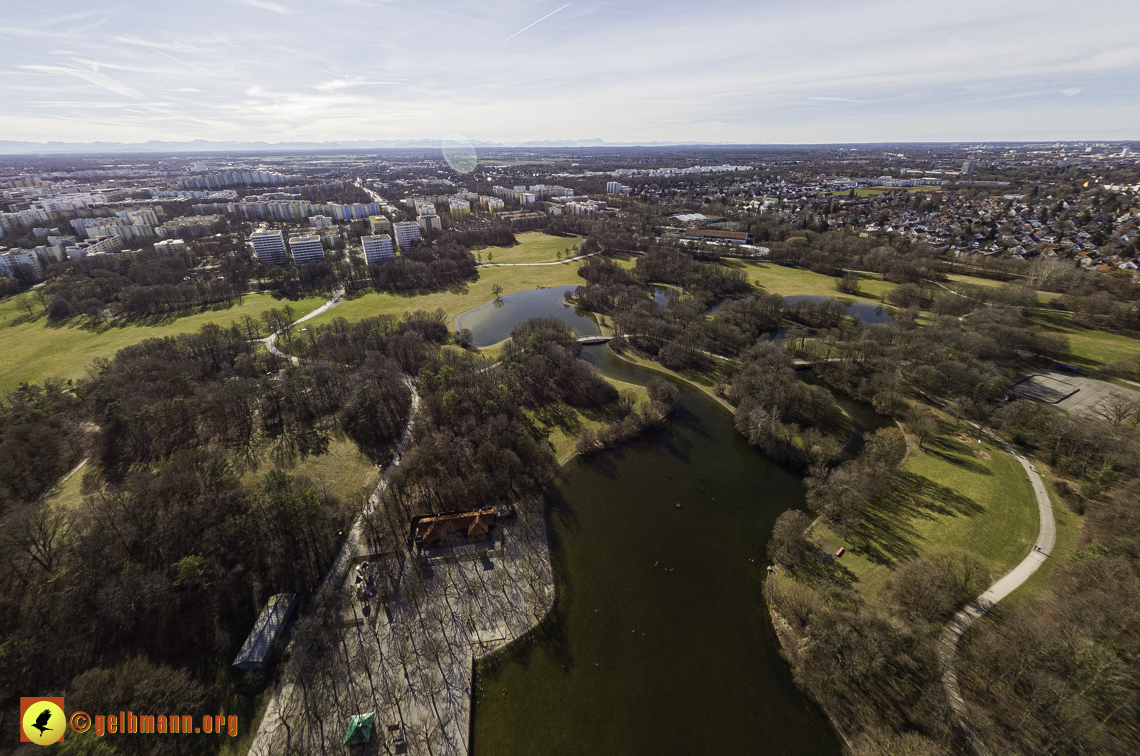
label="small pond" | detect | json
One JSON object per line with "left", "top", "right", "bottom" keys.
{"left": 455, "top": 286, "right": 601, "bottom": 347}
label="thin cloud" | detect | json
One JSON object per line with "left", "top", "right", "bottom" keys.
{"left": 19, "top": 64, "right": 144, "bottom": 99}
{"left": 312, "top": 76, "right": 403, "bottom": 92}
{"left": 498, "top": 2, "right": 572, "bottom": 46}
{"left": 237, "top": 0, "right": 294, "bottom": 14}
{"left": 811, "top": 96, "right": 869, "bottom": 103}
{"left": 1062, "top": 88, "right": 1081, "bottom": 97}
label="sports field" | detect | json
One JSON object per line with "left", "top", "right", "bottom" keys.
{"left": 0, "top": 292, "right": 326, "bottom": 393}
{"left": 831, "top": 185, "right": 946, "bottom": 197}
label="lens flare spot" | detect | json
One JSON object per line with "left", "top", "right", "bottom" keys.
{"left": 442, "top": 134, "right": 477, "bottom": 174}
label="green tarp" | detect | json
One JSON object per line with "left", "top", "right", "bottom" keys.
{"left": 343, "top": 712, "right": 375, "bottom": 746}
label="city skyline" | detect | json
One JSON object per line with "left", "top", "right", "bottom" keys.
{"left": 2, "top": 0, "right": 1139, "bottom": 146}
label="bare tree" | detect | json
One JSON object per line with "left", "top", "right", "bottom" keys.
{"left": 1093, "top": 393, "right": 1140, "bottom": 428}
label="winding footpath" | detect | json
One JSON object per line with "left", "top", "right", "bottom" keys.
{"left": 939, "top": 433, "right": 1056, "bottom": 756}
{"left": 260, "top": 286, "right": 345, "bottom": 364}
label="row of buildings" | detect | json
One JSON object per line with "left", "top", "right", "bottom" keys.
{"left": 191, "top": 199, "right": 385, "bottom": 223}
{"left": 247, "top": 221, "right": 421, "bottom": 266}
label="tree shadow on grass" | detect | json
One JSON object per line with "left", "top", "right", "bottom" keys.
{"left": 794, "top": 550, "right": 860, "bottom": 591}
{"left": 852, "top": 471, "right": 985, "bottom": 569}
{"left": 923, "top": 435, "right": 994, "bottom": 476}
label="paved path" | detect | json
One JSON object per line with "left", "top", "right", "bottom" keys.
{"left": 260, "top": 287, "right": 345, "bottom": 364}
{"left": 940, "top": 434, "right": 1056, "bottom": 756}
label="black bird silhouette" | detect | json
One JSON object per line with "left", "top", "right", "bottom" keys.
{"left": 31, "top": 708, "right": 52, "bottom": 735}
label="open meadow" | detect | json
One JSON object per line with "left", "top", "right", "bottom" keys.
{"left": 474, "top": 231, "right": 583, "bottom": 264}
{"left": 945, "top": 272, "right": 1065, "bottom": 307}
{"left": 1028, "top": 309, "right": 1140, "bottom": 368}
{"left": 0, "top": 292, "right": 326, "bottom": 393}
{"left": 806, "top": 411, "right": 1039, "bottom": 605}
{"left": 524, "top": 378, "right": 652, "bottom": 464}
{"left": 307, "top": 259, "right": 588, "bottom": 330}
{"left": 726, "top": 259, "right": 895, "bottom": 300}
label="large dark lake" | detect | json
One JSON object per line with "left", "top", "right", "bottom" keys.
{"left": 471, "top": 340, "right": 843, "bottom": 755}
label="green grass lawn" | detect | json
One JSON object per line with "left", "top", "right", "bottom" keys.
{"left": 306, "top": 262, "right": 589, "bottom": 331}
{"left": 612, "top": 347, "right": 733, "bottom": 404}
{"left": 239, "top": 436, "right": 381, "bottom": 503}
{"left": 1027, "top": 310, "right": 1140, "bottom": 368}
{"left": 474, "top": 231, "right": 583, "bottom": 264}
{"left": 0, "top": 292, "right": 327, "bottom": 394}
{"left": 724, "top": 259, "right": 895, "bottom": 301}
{"left": 45, "top": 460, "right": 89, "bottom": 511}
{"left": 524, "top": 378, "right": 651, "bottom": 464}
{"left": 810, "top": 413, "right": 1038, "bottom": 606}
{"left": 944, "top": 273, "right": 1060, "bottom": 307}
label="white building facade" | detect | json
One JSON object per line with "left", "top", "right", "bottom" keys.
{"left": 393, "top": 221, "right": 422, "bottom": 249}
{"left": 249, "top": 230, "right": 287, "bottom": 265}
{"left": 288, "top": 234, "right": 326, "bottom": 264}
{"left": 361, "top": 234, "right": 395, "bottom": 264}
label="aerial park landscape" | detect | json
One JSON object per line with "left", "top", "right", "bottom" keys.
{"left": 3, "top": 0, "right": 1140, "bottom": 753}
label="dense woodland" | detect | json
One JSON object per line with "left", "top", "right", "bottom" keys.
{"left": 0, "top": 312, "right": 440, "bottom": 750}
{"left": 0, "top": 275, "right": 674, "bottom": 750}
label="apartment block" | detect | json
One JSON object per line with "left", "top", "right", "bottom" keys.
{"left": 417, "top": 214, "right": 442, "bottom": 233}
{"left": 368, "top": 215, "right": 392, "bottom": 234}
{"left": 393, "top": 221, "right": 422, "bottom": 249}
{"left": 288, "top": 234, "right": 326, "bottom": 264}
{"left": 249, "top": 229, "right": 287, "bottom": 265}
{"left": 361, "top": 234, "right": 395, "bottom": 264}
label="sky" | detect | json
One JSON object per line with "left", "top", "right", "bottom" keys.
{"left": 1, "top": 0, "right": 1138, "bottom": 145}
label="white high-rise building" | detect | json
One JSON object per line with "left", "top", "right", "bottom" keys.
{"left": 368, "top": 215, "right": 392, "bottom": 234}
{"left": 361, "top": 234, "right": 395, "bottom": 264}
{"left": 249, "top": 229, "right": 287, "bottom": 265}
{"left": 393, "top": 221, "right": 422, "bottom": 250}
{"left": 288, "top": 234, "right": 326, "bottom": 264}
{"left": 308, "top": 215, "right": 334, "bottom": 228}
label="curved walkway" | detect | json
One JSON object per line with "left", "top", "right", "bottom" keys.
{"left": 259, "top": 286, "right": 345, "bottom": 364}
{"left": 940, "top": 434, "right": 1056, "bottom": 756}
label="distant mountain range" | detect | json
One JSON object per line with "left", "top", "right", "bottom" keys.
{"left": 0, "top": 138, "right": 727, "bottom": 155}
